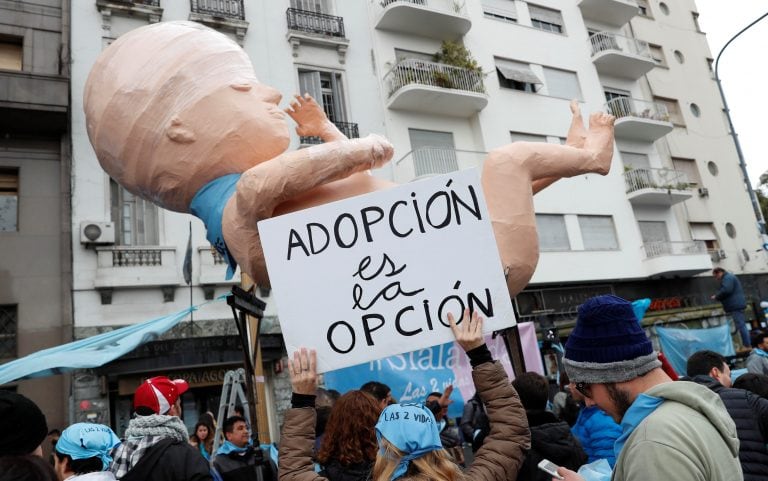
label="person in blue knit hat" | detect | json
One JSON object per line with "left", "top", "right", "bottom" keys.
{"left": 556, "top": 295, "right": 742, "bottom": 481}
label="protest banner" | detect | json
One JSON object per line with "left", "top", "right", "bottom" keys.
{"left": 323, "top": 322, "right": 543, "bottom": 417}
{"left": 258, "top": 168, "right": 516, "bottom": 373}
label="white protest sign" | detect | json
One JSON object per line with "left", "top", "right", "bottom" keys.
{"left": 258, "top": 168, "right": 515, "bottom": 373}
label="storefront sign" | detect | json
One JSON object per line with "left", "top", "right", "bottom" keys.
{"left": 259, "top": 169, "right": 515, "bottom": 373}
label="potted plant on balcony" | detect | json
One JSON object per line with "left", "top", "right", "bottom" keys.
{"left": 433, "top": 40, "right": 484, "bottom": 92}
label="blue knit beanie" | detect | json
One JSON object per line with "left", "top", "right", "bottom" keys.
{"left": 564, "top": 295, "right": 661, "bottom": 384}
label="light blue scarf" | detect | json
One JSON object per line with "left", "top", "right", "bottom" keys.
{"left": 614, "top": 393, "right": 664, "bottom": 459}
{"left": 375, "top": 403, "right": 443, "bottom": 480}
{"left": 753, "top": 348, "right": 768, "bottom": 358}
{"left": 216, "top": 439, "right": 252, "bottom": 456}
{"left": 190, "top": 173, "right": 241, "bottom": 279}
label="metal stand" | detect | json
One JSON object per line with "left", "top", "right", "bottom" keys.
{"left": 225, "top": 286, "right": 266, "bottom": 446}
{"left": 212, "top": 368, "right": 252, "bottom": 456}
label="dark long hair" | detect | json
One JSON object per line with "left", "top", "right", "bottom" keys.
{"left": 316, "top": 390, "right": 380, "bottom": 466}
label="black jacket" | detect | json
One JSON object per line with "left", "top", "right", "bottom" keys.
{"left": 516, "top": 410, "right": 587, "bottom": 481}
{"left": 692, "top": 375, "right": 768, "bottom": 481}
{"left": 121, "top": 438, "right": 212, "bottom": 481}
{"left": 213, "top": 445, "right": 277, "bottom": 481}
{"left": 319, "top": 460, "right": 372, "bottom": 481}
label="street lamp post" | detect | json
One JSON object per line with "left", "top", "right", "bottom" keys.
{"left": 714, "top": 11, "right": 768, "bottom": 235}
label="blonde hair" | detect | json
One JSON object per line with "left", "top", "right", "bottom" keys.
{"left": 372, "top": 438, "right": 462, "bottom": 481}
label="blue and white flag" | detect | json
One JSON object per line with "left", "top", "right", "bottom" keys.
{"left": 656, "top": 321, "right": 735, "bottom": 375}
{"left": 0, "top": 303, "right": 212, "bottom": 385}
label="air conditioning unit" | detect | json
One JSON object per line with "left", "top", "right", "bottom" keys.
{"left": 80, "top": 221, "right": 115, "bottom": 245}
{"left": 698, "top": 187, "right": 709, "bottom": 197}
{"left": 717, "top": 249, "right": 727, "bottom": 259}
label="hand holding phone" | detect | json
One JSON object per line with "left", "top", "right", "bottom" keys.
{"left": 538, "top": 459, "right": 564, "bottom": 480}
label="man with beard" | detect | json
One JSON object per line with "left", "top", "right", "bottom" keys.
{"left": 557, "top": 295, "right": 741, "bottom": 481}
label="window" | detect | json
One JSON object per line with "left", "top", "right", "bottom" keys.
{"left": 620, "top": 152, "right": 650, "bottom": 169}
{"left": 528, "top": 5, "right": 564, "bottom": 34}
{"left": 110, "top": 179, "right": 159, "bottom": 245}
{"left": 672, "top": 157, "right": 701, "bottom": 185}
{"left": 706, "top": 58, "right": 715, "bottom": 77}
{"left": 637, "top": 0, "right": 652, "bottom": 17}
{"left": 543, "top": 67, "right": 581, "bottom": 100}
{"left": 690, "top": 223, "right": 719, "bottom": 250}
{"left": 395, "top": 49, "right": 434, "bottom": 63}
{"left": 639, "top": 221, "right": 669, "bottom": 244}
{"left": 725, "top": 222, "right": 737, "bottom": 239}
{"left": 649, "top": 44, "right": 667, "bottom": 67}
{"left": 707, "top": 161, "right": 719, "bottom": 176}
{"left": 482, "top": 0, "right": 517, "bottom": 23}
{"left": 0, "top": 168, "right": 18, "bottom": 232}
{"left": 659, "top": 2, "right": 669, "bottom": 15}
{"left": 653, "top": 96, "right": 684, "bottom": 125}
{"left": 673, "top": 50, "right": 685, "bottom": 64}
{"left": 0, "top": 305, "right": 17, "bottom": 361}
{"left": 579, "top": 215, "right": 619, "bottom": 250}
{"left": 536, "top": 214, "right": 570, "bottom": 251}
{"left": 0, "top": 37, "right": 22, "bottom": 71}
{"left": 510, "top": 132, "right": 547, "bottom": 143}
{"left": 408, "top": 129, "right": 457, "bottom": 177}
{"left": 690, "top": 103, "right": 701, "bottom": 117}
{"left": 299, "top": 70, "right": 346, "bottom": 123}
{"left": 291, "top": 0, "right": 330, "bottom": 13}
{"left": 495, "top": 58, "right": 541, "bottom": 92}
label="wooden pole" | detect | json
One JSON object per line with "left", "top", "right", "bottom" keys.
{"left": 240, "top": 274, "right": 272, "bottom": 444}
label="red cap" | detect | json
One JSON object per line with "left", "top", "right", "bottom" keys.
{"left": 133, "top": 376, "right": 189, "bottom": 414}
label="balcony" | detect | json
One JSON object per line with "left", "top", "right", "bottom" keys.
{"left": 287, "top": 8, "right": 344, "bottom": 37}
{"left": 589, "top": 32, "right": 655, "bottom": 79}
{"left": 642, "top": 241, "right": 712, "bottom": 278}
{"left": 198, "top": 246, "right": 237, "bottom": 286}
{"left": 384, "top": 59, "right": 488, "bottom": 117}
{"left": 607, "top": 97, "right": 673, "bottom": 142}
{"left": 0, "top": 71, "right": 67, "bottom": 113}
{"left": 96, "top": 0, "right": 163, "bottom": 23}
{"left": 376, "top": 0, "right": 472, "bottom": 40}
{"left": 394, "top": 147, "right": 486, "bottom": 182}
{"left": 624, "top": 168, "right": 693, "bottom": 206}
{"left": 189, "top": 0, "right": 248, "bottom": 43}
{"left": 301, "top": 121, "right": 359, "bottom": 145}
{"left": 578, "top": 0, "right": 638, "bottom": 27}
{"left": 94, "top": 246, "right": 178, "bottom": 289}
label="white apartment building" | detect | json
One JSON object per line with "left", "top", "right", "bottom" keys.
{"left": 67, "top": 0, "right": 768, "bottom": 433}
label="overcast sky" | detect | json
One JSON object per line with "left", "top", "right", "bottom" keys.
{"left": 695, "top": 1, "right": 768, "bottom": 188}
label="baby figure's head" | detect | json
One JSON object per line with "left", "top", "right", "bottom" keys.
{"left": 84, "top": 21, "right": 290, "bottom": 212}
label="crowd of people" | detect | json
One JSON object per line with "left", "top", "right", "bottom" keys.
{"left": 2, "top": 291, "right": 767, "bottom": 481}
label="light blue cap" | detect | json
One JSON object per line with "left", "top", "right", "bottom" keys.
{"left": 375, "top": 403, "right": 443, "bottom": 480}
{"left": 55, "top": 423, "right": 121, "bottom": 471}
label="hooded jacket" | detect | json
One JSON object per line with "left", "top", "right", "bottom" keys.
{"left": 691, "top": 375, "right": 768, "bottom": 481}
{"left": 278, "top": 361, "right": 530, "bottom": 481}
{"left": 570, "top": 405, "right": 621, "bottom": 466}
{"left": 516, "top": 410, "right": 587, "bottom": 481}
{"left": 613, "top": 381, "right": 742, "bottom": 481}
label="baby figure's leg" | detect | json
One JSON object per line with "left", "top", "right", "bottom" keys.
{"left": 482, "top": 109, "right": 615, "bottom": 296}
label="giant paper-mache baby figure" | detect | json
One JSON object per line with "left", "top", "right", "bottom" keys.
{"left": 84, "top": 21, "right": 615, "bottom": 297}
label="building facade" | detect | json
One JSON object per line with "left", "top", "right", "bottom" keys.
{"left": 65, "top": 0, "right": 768, "bottom": 435}
{"left": 0, "top": 0, "right": 71, "bottom": 439}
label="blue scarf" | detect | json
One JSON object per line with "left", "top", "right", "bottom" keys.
{"left": 614, "top": 393, "right": 664, "bottom": 459}
{"left": 190, "top": 174, "right": 241, "bottom": 279}
{"left": 753, "top": 348, "right": 768, "bottom": 358}
{"left": 375, "top": 403, "right": 443, "bottom": 480}
{"left": 216, "top": 439, "right": 252, "bottom": 456}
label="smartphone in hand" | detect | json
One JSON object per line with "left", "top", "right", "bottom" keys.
{"left": 538, "top": 459, "right": 564, "bottom": 480}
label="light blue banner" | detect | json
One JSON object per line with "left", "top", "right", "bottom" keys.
{"left": 0, "top": 301, "right": 217, "bottom": 385}
{"left": 656, "top": 322, "right": 735, "bottom": 375}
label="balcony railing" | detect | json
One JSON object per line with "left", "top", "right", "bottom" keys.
{"left": 381, "top": 0, "right": 467, "bottom": 16}
{"left": 115, "top": 0, "right": 160, "bottom": 5}
{"left": 606, "top": 97, "right": 669, "bottom": 122}
{"left": 589, "top": 32, "right": 651, "bottom": 59}
{"left": 301, "top": 121, "right": 359, "bottom": 145}
{"left": 111, "top": 247, "right": 164, "bottom": 267}
{"left": 642, "top": 241, "right": 707, "bottom": 259}
{"left": 385, "top": 59, "right": 485, "bottom": 97}
{"left": 624, "top": 168, "right": 689, "bottom": 194}
{"left": 287, "top": 8, "right": 345, "bottom": 37}
{"left": 190, "top": 0, "right": 244, "bottom": 20}
{"left": 395, "top": 147, "right": 487, "bottom": 180}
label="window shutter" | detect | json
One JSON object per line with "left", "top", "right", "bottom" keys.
{"left": 690, "top": 223, "right": 718, "bottom": 241}
{"left": 482, "top": 0, "right": 517, "bottom": 17}
{"left": 528, "top": 4, "right": 562, "bottom": 25}
{"left": 495, "top": 59, "right": 542, "bottom": 85}
{"left": 542, "top": 67, "right": 582, "bottom": 100}
{"left": 408, "top": 129, "right": 458, "bottom": 177}
{"left": 510, "top": 131, "right": 547, "bottom": 143}
{"left": 579, "top": 216, "right": 618, "bottom": 250}
{"left": 536, "top": 214, "right": 570, "bottom": 251}
{"left": 299, "top": 71, "right": 324, "bottom": 110}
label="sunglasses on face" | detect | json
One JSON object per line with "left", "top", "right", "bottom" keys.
{"left": 575, "top": 382, "right": 592, "bottom": 398}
